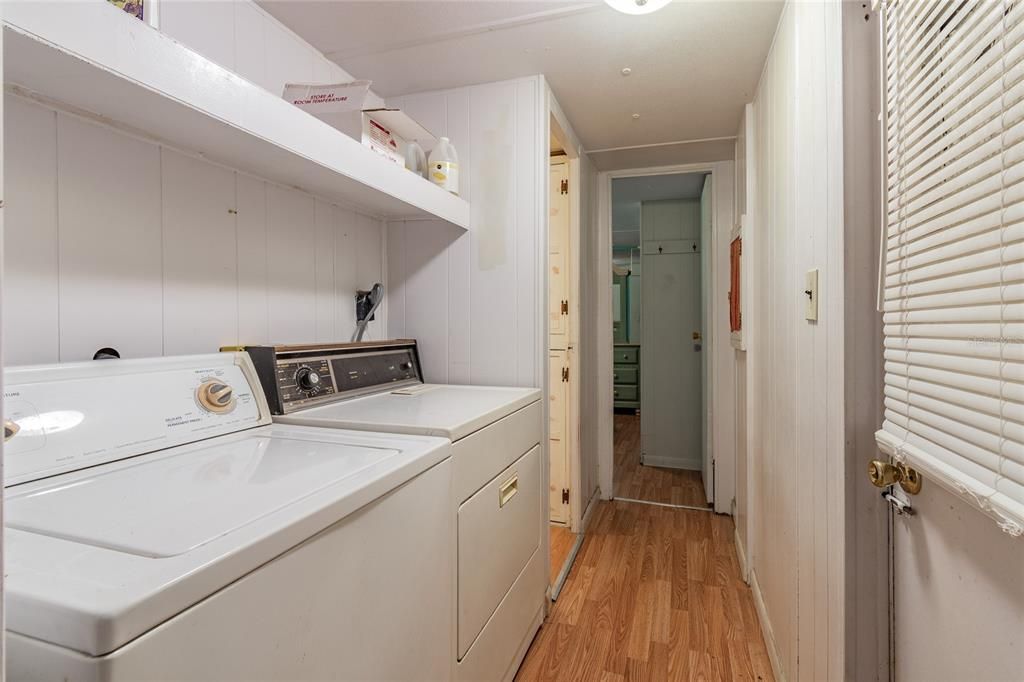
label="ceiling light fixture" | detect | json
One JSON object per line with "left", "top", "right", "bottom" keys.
{"left": 605, "top": 0, "right": 672, "bottom": 15}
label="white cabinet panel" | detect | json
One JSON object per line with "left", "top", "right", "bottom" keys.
{"left": 266, "top": 184, "right": 315, "bottom": 343}
{"left": 161, "top": 150, "right": 238, "bottom": 355}
{"left": 236, "top": 173, "right": 269, "bottom": 344}
{"left": 233, "top": 0, "right": 266, "bottom": 89}
{"left": 4, "top": 96, "right": 58, "bottom": 365}
{"left": 57, "top": 114, "right": 162, "bottom": 361}
{"left": 313, "top": 199, "right": 336, "bottom": 342}
{"left": 159, "top": 0, "right": 235, "bottom": 72}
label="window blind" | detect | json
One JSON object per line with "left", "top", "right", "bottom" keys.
{"left": 879, "top": 0, "right": 1024, "bottom": 536}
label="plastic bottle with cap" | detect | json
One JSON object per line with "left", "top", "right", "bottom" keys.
{"left": 428, "top": 137, "right": 459, "bottom": 195}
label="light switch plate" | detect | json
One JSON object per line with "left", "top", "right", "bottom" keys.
{"left": 805, "top": 269, "right": 819, "bottom": 321}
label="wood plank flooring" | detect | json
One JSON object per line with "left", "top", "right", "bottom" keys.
{"left": 613, "top": 414, "right": 708, "bottom": 507}
{"left": 517, "top": 501, "right": 774, "bottom": 682}
{"left": 550, "top": 524, "right": 577, "bottom": 584}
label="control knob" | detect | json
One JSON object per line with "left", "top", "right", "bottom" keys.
{"left": 295, "top": 367, "right": 322, "bottom": 391}
{"left": 196, "top": 380, "right": 236, "bottom": 414}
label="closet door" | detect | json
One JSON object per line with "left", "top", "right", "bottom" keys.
{"left": 640, "top": 200, "right": 703, "bottom": 470}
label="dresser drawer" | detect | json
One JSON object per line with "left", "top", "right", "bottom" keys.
{"left": 614, "top": 347, "right": 638, "bottom": 364}
{"left": 613, "top": 385, "right": 638, "bottom": 402}
{"left": 613, "top": 366, "right": 638, "bottom": 385}
{"left": 457, "top": 445, "right": 541, "bottom": 659}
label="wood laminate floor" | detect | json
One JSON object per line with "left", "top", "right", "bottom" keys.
{"left": 517, "top": 501, "right": 774, "bottom": 681}
{"left": 550, "top": 524, "right": 577, "bottom": 584}
{"left": 613, "top": 414, "right": 708, "bottom": 507}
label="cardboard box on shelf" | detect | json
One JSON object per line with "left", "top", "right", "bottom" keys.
{"left": 283, "top": 81, "right": 437, "bottom": 167}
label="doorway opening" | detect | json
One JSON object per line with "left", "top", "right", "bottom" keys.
{"left": 547, "top": 122, "right": 584, "bottom": 599}
{"left": 609, "top": 171, "right": 714, "bottom": 509}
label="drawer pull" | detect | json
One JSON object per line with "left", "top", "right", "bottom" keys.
{"left": 498, "top": 474, "right": 519, "bottom": 507}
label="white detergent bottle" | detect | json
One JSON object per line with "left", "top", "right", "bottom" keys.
{"left": 428, "top": 137, "right": 459, "bottom": 195}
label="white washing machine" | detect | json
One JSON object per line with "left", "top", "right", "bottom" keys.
{"left": 241, "top": 340, "right": 546, "bottom": 682}
{"left": 3, "top": 352, "right": 453, "bottom": 681}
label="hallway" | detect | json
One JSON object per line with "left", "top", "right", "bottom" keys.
{"left": 517, "top": 501, "right": 773, "bottom": 681}
{"left": 613, "top": 414, "right": 707, "bottom": 507}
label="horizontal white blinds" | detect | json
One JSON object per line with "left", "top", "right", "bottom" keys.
{"left": 881, "top": 0, "right": 1024, "bottom": 536}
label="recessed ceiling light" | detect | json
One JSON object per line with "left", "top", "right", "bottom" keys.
{"left": 605, "top": 0, "right": 672, "bottom": 15}
{"left": 621, "top": 67, "right": 632, "bottom": 76}
{"left": 632, "top": 113, "right": 641, "bottom": 119}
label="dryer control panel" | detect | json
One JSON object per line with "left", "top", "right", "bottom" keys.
{"left": 239, "top": 341, "right": 423, "bottom": 415}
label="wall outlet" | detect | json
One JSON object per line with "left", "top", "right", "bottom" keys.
{"left": 805, "top": 269, "right": 819, "bottom": 321}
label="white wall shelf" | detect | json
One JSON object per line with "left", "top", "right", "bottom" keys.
{"left": 2, "top": 2, "right": 469, "bottom": 229}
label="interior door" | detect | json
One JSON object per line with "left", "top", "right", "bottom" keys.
{"left": 699, "top": 176, "right": 713, "bottom": 501}
{"left": 548, "top": 350, "right": 569, "bottom": 523}
{"left": 640, "top": 199, "right": 703, "bottom": 471}
{"left": 549, "top": 161, "right": 569, "bottom": 351}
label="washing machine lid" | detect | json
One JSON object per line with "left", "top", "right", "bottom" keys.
{"left": 277, "top": 384, "right": 541, "bottom": 441}
{"left": 5, "top": 424, "right": 450, "bottom": 657}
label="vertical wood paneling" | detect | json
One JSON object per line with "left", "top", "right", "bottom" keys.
{"left": 236, "top": 173, "right": 269, "bottom": 344}
{"left": 469, "top": 81, "right": 518, "bottom": 386}
{"left": 159, "top": 0, "right": 235, "bottom": 71}
{"left": 57, "top": 113, "right": 163, "bottom": 361}
{"left": 384, "top": 222, "right": 407, "bottom": 339}
{"left": 232, "top": 0, "right": 266, "bottom": 89}
{"left": 4, "top": 96, "right": 58, "bottom": 365}
{"left": 266, "top": 184, "right": 315, "bottom": 343}
{"left": 401, "top": 221, "right": 458, "bottom": 384}
{"left": 355, "top": 213, "right": 384, "bottom": 341}
{"left": 314, "top": 199, "right": 336, "bottom": 342}
{"left": 514, "top": 77, "right": 539, "bottom": 388}
{"left": 747, "top": 3, "right": 847, "bottom": 680}
{"left": 384, "top": 77, "right": 543, "bottom": 389}
{"left": 334, "top": 207, "right": 359, "bottom": 341}
{"left": 161, "top": 150, "right": 238, "bottom": 354}
{"left": 3, "top": 96, "right": 385, "bottom": 363}
{"left": 264, "top": 20, "right": 313, "bottom": 97}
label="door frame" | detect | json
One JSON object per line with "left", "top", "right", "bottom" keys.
{"left": 596, "top": 161, "right": 736, "bottom": 513}
{"left": 548, "top": 110, "right": 584, "bottom": 533}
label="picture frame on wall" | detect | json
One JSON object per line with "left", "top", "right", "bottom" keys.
{"left": 108, "top": 0, "right": 144, "bottom": 21}
{"left": 730, "top": 216, "right": 747, "bottom": 351}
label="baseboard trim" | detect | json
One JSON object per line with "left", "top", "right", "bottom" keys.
{"left": 750, "top": 568, "right": 787, "bottom": 682}
{"left": 579, "top": 487, "right": 601, "bottom": 533}
{"left": 550, "top": 533, "right": 584, "bottom": 601}
{"left": 640, "top": 455, "right": 702, "bottom": 470}
{"left": 613, "top": 496, "right": 713, "bottom": 512}
{"left": 734, "top": 527, "right": 749, "bottom": 583}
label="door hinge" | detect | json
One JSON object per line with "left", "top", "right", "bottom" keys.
{"left": 562, "top": 366, "right": 569, "bottom": 382}
{"left": 560, "top": 179, "right": 568, "bottom": 195}
{"left": 561, "top": 299, "right": 569, "bottom": 315}
{"left": 562, "top": 488, "right": 570, "bottom": 504}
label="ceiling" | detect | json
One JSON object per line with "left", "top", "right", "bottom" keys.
{"left": 612, "top": 172, "right": 707, "bottom": 247}
{"left": 259, "top": 0, "right": 782, "bottom": 169}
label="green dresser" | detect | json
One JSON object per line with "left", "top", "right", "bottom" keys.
{"left": 613, "top": 344, "right": 640, "bottom": 411}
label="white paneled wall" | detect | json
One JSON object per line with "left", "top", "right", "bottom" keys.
{"left": 747, "top": 2, "right": 845, "bottom": 681}
{"left": 156, "top": 0, "right": 387, "bottom": 105}
{"left": 3, "top": 94, "right": 383, "bottom": 365}
{"left": 387, "top": 77, "right": 544, "bottom": 388}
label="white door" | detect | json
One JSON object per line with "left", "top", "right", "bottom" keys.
{"left": 549, "top": 161, "right": 569, "bottom": 351}
{"left": 548, "top": 350, "right": 569, "bottom": 523}
{"left": 640, "top": 199, "right": 703, "bottom": 471}
{"left": 880, "top": 2, "right": 1024, "bottom": 678}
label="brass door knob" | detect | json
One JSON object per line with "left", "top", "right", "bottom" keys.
{"left": 196, "top": 380, "right": 236, "bottom": 414}
{"left": 868, "top": 459, "right": 923, "bottom": 495}
{"left": 4, "top": 419, "right": 19, "bottom": 442}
